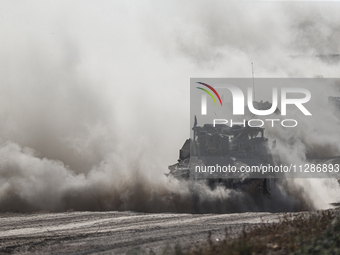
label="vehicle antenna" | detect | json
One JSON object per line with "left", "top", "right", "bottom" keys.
{"left": 252, "top": 62, "right": 255, "bottom": 101}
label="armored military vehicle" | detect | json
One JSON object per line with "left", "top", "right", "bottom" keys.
{"left": 167, "top": 117, "right": 277, "bottom": 200}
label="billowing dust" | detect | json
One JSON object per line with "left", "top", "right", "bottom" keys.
{"left": 1, "top": 1, "right": 340, "bottom": 213}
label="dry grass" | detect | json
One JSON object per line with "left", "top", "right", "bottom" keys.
{"left": 173, "top": 209, "right": 340, "bottom": 255}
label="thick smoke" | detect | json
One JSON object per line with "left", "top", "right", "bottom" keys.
{"left": 0, "top": 1, "right": 340, "bottom": 213}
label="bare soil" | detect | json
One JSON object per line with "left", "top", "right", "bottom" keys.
{"left": 0, "top": 210, "right": 288, "bottom": 254}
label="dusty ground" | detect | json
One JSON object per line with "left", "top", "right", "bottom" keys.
{"left": 0, "top": 210, "right": 295, "bottom": 254}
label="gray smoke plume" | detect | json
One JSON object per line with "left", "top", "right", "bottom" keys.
{"left": 1, "top": 1, "right": 340, "bottom": 213}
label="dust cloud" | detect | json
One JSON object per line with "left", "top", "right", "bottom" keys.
{"left": 0, "top": 1, "right": 340, "bottom": 213}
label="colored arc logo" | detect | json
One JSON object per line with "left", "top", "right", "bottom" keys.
{"left": 196, "top": 82, "right": 223, "bottom": 106}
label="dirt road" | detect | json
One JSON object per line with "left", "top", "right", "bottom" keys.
{"left": 0, "top": 210, "right": 293, "bottom": 254}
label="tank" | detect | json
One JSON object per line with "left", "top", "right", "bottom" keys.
{"left": 167, "top": 117, "right": 277, "bottom": 203}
